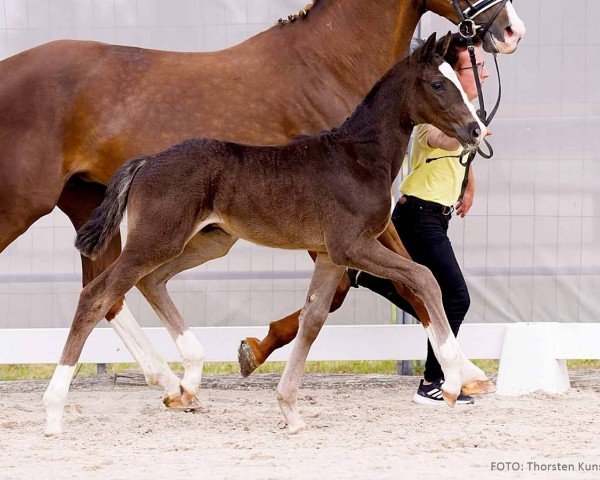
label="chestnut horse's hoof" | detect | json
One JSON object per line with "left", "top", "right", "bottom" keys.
{"left": 462, "top": 379, "right": 496, "bottom": 396}
{"left": 238, "top": 339, "right": 260, "bottom": 378}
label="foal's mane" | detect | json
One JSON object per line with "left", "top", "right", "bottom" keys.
{"left": 338, "top": 54, "right": 413, "bottom": 129}
{"left": 276, "top": 1, "right": 320, "bottom": 25}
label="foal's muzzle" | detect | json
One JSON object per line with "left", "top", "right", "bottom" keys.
{"left": 458, "top": 121, "right": 484, "bottom": 149}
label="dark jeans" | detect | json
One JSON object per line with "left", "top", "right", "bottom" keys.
{"left": 356, "top": 198, "right": 470, "bottom": 382}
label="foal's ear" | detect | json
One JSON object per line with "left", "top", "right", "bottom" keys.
{"left": 418, "top": 32, "right": 437, "bottom": 62}
{"left": 436, "top": 31, "right": 453, "bottom": 59}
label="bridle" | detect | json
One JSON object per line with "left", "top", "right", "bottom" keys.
{"left": 450, "top": 0, "right": 510, "bottom": 128}
{"left": 422, "top": 0, "right": 511, "bottom": 195}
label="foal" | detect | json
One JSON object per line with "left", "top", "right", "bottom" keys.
{"left": 44, "top": 33, "right": 490, "bottom": 435}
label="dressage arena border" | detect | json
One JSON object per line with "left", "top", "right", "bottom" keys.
{"left": 2, "top": 323, "right": 600, "bottom": 395}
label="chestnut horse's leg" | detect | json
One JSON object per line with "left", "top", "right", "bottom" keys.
{"left": 238, "top": 250, "right": 351, "bottom": 376}
{"left": 0, "top": 170, "right": 63, "bottom": 255}
{"left": 57, "top": 180, "right": 181, "bottom": 393}
{"left": 136, "top": 228, "right": 238, "bottom": 408}
{"left": 276, "top": 254, "right": 345, "bottom": 434}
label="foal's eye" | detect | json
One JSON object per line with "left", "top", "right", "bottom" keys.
{"left": 431, "top": 81, "right": 444, "bottom": 92}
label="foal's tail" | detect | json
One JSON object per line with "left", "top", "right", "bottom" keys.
{"left": 75, "top": 157, "right": 148, "bottom": 260}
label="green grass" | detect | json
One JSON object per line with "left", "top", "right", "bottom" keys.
{"left": 1, "top": 359, "right": 599, "bottom": 381}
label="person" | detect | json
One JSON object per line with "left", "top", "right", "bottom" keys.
{"left": 350, "top": 32, "right": 490, "bottom": 406}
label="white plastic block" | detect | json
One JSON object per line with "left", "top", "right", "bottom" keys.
{"left": 496, "top": 322, "right": 570, "bottom": 396}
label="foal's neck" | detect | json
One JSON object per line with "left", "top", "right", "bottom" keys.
{"left": 339, "top": 65, "right": 415, "bottom": 180}
{"left": 279, "top": 0, "right": 422, "bottom": 106}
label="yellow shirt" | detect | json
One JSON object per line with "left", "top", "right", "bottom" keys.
{"left": 400, "top": 124, "right": 466, "bottom": 207}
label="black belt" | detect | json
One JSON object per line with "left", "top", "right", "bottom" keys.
{"left": 400, "top": 195, "right": 454, "bottom": 216}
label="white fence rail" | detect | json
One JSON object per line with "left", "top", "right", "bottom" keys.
{"left": 2, "top": 323, "right": 599, "bottom": 396}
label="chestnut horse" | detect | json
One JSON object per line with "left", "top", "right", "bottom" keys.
{"left": 46, "top": 33, "right": 490, "bottom": 435}
{"left": 0, "top": 1, "right": 524, "bottom": 403}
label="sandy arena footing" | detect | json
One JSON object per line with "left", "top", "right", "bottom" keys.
{"left": 1, "top": 371, "right": 599, "bottom": 480}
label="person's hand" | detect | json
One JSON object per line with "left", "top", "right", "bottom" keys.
{"left": 485, "top": 129, "right": 492, "bottom": 137}
{"left": 456, "top": 190, "right": 474, "bottom": 218}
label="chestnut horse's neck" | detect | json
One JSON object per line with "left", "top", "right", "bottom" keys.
{"left": 264, "top": 0, "right": 422, "bottom": 114}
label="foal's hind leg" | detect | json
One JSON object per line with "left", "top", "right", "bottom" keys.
{"left": 137, "top": 228, "right": 238, "bottom": 408}
{"left": 276, "top": 254, "right": 345, "bottom": 434}
{"left": 43, "top": 248, "right": 173, "bottom": 435}
{"left": 57, "top": 180, "right": 180, "bottom": 393}
{"left": 43, "top": 211, "right": 198, "bottom": 435}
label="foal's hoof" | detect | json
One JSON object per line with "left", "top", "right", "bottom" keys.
{"left": 44, "top": 427, "right": 62, "bottom": 437}
{"left": 287, "top": 420, "right": 307, "bottom": 435}
{"left": 238, "top": 339, "right": 260, "bottom": 378}
{"left": 163, "top": 389, "right": 202, "bottom": 412}
{"left": 462, "top": 379, "right": 496, "bottom": 396}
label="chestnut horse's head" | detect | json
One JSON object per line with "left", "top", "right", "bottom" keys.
{"left": 426, "top": 0, "right": 526, "bottom": 54}
{"left": 408, "top": 32, "right": 485, "bottom": 150}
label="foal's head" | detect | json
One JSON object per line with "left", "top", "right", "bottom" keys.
{"left": 408, "top": 32, "right": 485, "bottom": 150}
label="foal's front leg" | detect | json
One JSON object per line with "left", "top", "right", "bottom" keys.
{"left": 276, "top": 254, "right": 345, "bottom": 434}
{"left": 334, "top": 235, "right": 492, "bottom": 406}
{"left": 377, "top": 223, "right": 495, "bottom": 397}
{"left": 237, "top": 223, "right": 409, "bottom": 376}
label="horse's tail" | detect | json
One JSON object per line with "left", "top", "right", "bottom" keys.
{"left": 75, "top": 157, "right": 148, "bottom": 260}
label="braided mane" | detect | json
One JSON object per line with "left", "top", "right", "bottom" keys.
{"left": 276, "top": 1, "right": 320, "bottom": 25}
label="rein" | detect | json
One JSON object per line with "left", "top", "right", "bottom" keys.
{"left": 422, "top": 0, "right": 510, "bottom": 196}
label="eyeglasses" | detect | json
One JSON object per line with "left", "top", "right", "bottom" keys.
{"left": 455, "top": 62, "right": 486, "bottom": 75}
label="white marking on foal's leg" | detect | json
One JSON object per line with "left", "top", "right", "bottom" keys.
{"left": 423, "top": 326, "right": 462, "bottom": 404}
{"left": 43, "top": 364, "right": 76, "bottom": 436}
{"left": 438, "top": 62, "right": 486, "bottom": 139}
{"left": 175, "top": 329, "right": 205, "bottom": 396}
{"left": 110, "top": 303, "right": 180, "bottom": 396}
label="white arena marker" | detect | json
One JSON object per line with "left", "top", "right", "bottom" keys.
{"left": 496, "top": 323, "right": 570, "bottom": 396}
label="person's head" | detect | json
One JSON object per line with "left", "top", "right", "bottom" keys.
{"left": 442, "top": 33, "right": 489, "bottom": 101}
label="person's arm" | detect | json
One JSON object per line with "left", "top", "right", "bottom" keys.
{"left": 456, "top": 166, "right": 475, "bottom": 218}
{"left": 426, "top": 126, "right": 462, "bottom": 151}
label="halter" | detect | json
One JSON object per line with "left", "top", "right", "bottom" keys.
{"left": 422, "top": 0, "right": 511, "bottom": 195}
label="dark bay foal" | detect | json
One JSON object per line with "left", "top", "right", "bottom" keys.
{"left": 44, "top": 33, "right": 493, "bottom": 435}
